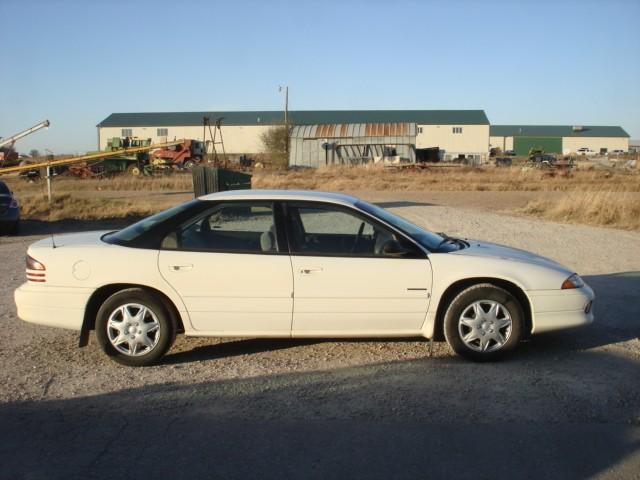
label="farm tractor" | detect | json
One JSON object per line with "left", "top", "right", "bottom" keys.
{"left": 150, "top": 139, "right": 205, "bottom": 170}
{"left": 68, "top": 137, "right": 154, "bottom": 177}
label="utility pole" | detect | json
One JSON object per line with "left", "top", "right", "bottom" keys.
{"left": 203, "top": 116, "right": 208, "bottom": 162}
{"left": 284, "top": 85, "right": 289, "bottom": 130}
{"left": 280, "top": 85, "right": 289, "bottom": 155}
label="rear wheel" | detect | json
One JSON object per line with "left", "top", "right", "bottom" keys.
{"left": 443, "top": 283, "right": 524, "bottom": 361}
{"left": 95, "top": 288, "right": 175, "bottom": 366}
{"left": 126, "top": 164, "right": 141, "bottom": 176}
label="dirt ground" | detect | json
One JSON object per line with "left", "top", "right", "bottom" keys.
{"left": 1, "top": 191, "right": 639, "bottom": 479}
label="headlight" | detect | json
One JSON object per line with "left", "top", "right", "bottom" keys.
{"left": 562, "top": 273, "right": 584, "bottom": 289}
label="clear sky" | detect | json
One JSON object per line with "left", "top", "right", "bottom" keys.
{"left": 1, "top": 0, "right": 638, "bottom": 154}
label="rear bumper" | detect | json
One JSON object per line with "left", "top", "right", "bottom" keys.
{"left": 14, "top": 283, "right": 94, "bottom": 331}
{"left": 528, "top": 284, "right": 595, "bottom": 334}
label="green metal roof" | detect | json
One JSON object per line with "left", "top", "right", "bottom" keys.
{"left": 98, "top": 110, "right": 489, "bottom": 127}
{"left": 490, "top": 125, "right": 629, "bottom": 138}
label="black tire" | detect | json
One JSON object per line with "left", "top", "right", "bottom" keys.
{"left": 443, "top": 283, "right": 524, "bottom": 362}
{"left": 183, "top": 159, "right": 195, "bottom": 170}
{"left": 10, "top": 220, "right": 19, "bottom": 235}
{"left": 95, "top": 288, "right": 176, "bottom": 366}
{"left": 126, "top": 164, "right": 141, "bottom": 176}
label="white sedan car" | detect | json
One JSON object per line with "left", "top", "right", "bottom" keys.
{"left": 15, "top": 190, "right": 594, "bottom": 366}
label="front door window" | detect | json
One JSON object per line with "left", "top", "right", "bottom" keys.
{"left": 287, "top": 204, "right": 418, "bottom": 257}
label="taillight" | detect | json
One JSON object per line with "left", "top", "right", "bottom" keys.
{"left": 9, "top": 197, "right": 18, "bottom": 209}
{"left": 26, "top": 255, "right": 46, "bottom": 283}
{"left": 27, "top": 255, "right": 45, "bottom": 270}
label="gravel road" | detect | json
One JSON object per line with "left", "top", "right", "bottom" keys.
{"left": 1, "top": 197, "right": 639, "bottom": 479}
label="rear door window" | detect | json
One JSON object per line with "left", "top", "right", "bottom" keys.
{"left": 162, "top": 202, "right": 278, "bottom": 253}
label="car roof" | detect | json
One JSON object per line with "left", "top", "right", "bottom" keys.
{"left": 198, "top": 189, "right": 360, "bottom": 206}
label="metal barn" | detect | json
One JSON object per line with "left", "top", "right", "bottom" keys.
{"left": 289, "top": 123, "right": 417, "bottom": 168}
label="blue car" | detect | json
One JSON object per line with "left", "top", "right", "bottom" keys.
{"left": 0, "top": 180, "right": 20, "bottom": 234}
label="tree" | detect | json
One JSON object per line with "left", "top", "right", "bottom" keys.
{"left": 260, "top": 126, "right": 289, "bottom": 168}
{"left": 29, "top": 149, "right": 40, "bottom": 158}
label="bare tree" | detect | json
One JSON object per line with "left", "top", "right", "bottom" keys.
{"left": 260, "top": 126, "right": 289, "bottom": 168}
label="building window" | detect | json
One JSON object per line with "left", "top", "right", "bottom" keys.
{"left": 452, "top": 127, "right": 463, "bottom": 134}
{"left": 157, "top": 128, "right": 168, "bottom": 137}
{"left": 121, "top": 128, "right": 132, "bottom": 137}
{"left": 417, "top": 127, "right": 423, "bottom": 134}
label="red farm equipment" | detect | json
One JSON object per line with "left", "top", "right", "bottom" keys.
{"left": 151, "top": 139, "right": 205, "bottom": 170}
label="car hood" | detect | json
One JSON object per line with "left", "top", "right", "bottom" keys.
{"left": 30, "top": 230, "right": 111, "bottom": 249}
{"left": 451, "top": 240, "right": 571, "bottom": 273}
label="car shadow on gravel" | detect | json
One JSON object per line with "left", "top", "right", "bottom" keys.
{"left": 164, "top": 337, "right": 427, "bottom": 365}
{"left": 164, "top": 338, "right": 323, "bottom": 364}
{"left": 1, "top": 350, "right": 639, "bottom": 479}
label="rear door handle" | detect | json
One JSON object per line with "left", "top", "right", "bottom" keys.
{"left": 170, "top": 264, "right": 193, "bottom": 271}
{"left": 300, "top": 267, "right": 323, "bottom": 275}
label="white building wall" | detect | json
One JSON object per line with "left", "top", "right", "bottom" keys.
{"left": 505, "top": 137, "right": 514, "bottom": 150}
{"left": 489, "top": 136, "right": 505, "bottom": 150}
{"left": 416, "top": 124, "right": 489, "bottom": 156}
{"left": 490, "top": 136, "right": 514, "bottom": 151}
{"left": 100, "top": 122, "right": 494, "bottom": 158}
{"left": 562, "top": 137, "right": 629, "bottom": 154}
{"left": 98, "top": 125, "right": 274, "bottom": 153}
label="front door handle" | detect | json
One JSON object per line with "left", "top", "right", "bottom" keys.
{"left": 300, "top": 267, "right": 323, "bottom": 275}
{"left": 170, "top": 264, "right": 193, "bottom": 271}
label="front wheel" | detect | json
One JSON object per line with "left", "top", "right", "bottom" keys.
{"left": 182, "top": 159, "right": 195, "bottom": 170}
{"left": 443, "top": 283, "right": 524, "bottom": 361}
{"left": 95, "top": 288, "right": 175, "bottom": 366}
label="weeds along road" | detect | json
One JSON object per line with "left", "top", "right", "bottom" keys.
{"left": 1, "top": 200, "right": 639, "bottom": 479}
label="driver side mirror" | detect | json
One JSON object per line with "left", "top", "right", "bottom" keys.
{"left": 382, "top": 239, "right": 416, "bottom": 258}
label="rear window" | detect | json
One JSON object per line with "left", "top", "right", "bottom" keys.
{"left": 103, "top": 199, "right": 202, "bottom": 245}
{"left": 0, "top": 181, "right": 10, "bottom": 195}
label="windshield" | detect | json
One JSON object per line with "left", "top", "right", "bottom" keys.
{"left": 355, "top": 200, "right": 445, "bottom": 251}
{"left": 104, "top": 199, "right": 199, "bottom": 243}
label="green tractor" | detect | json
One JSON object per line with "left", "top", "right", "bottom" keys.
{"left": 69, "top": 137, "right": 155, "bottom": 177}
{"left": 101, "top": 137, "right": 153, "bottom": 176}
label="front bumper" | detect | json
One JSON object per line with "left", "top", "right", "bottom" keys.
{"left": 15, "top": 283, "right": 94, "bottom": 331}
{"left": 528, "top": 284, "right": 595, "bottom": 334}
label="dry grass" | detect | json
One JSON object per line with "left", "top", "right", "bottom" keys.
{"left": 522, "top": 191, "right": 640, "bottom": 230}
{"left": 11, "top": 174, "right": 193, "bottom": 194}
{"left": 20, "top": 194, "right": 156, "bottom": 221}
{"left": 5, "top": 164, "right": 640, "bottom": 229}
{"left": 252, "top": 165, "right": 640, "bottom": 192}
